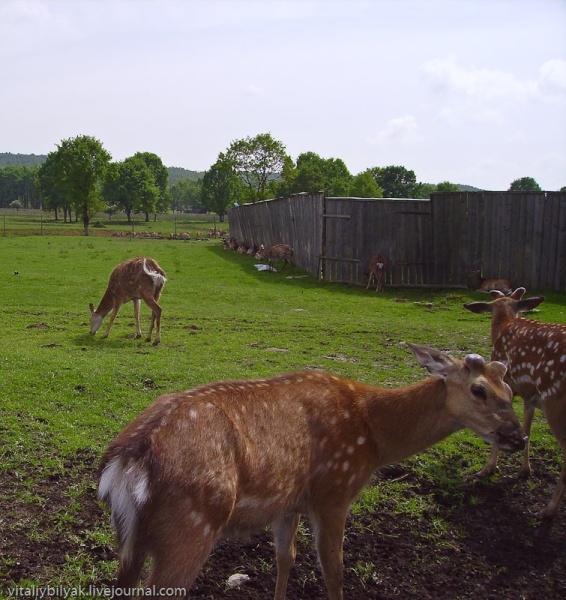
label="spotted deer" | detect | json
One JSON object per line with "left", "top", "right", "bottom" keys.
{"left": 366, "top": 254, "right": 386, "bottom": 292}
{"left": 464, "top": 287, "right": 566, "bottom": 518}
{"left": 467, "top": 269, "right": 513, "bottom": 295}
{"left": 89, "top": 257, "right": 167, "bottom": 346}
{"left": 255, "top": 243, "right": 296, "bottom": 272}
{"left": 99, "top": 344, "right": 525, "bottom": 598}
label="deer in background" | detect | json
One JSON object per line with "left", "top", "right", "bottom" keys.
{"left": 467, "top": 269, "right": 513, "bottom": 295}
{"left": 255, "top": 243, "right": 296, "bottom": 272}
{"left": 99, "top": 344, "right": 525, "bottom": 598}
{"left": 366, "top": 254, "right": 386, "bottom": 292}
{"left": 89, "top": 256, "right": 167, "bottom": 346}
{"left": 464, "top": 287, "right": 566, "bottom": 518}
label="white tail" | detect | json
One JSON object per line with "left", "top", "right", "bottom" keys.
{"left": 89, "top": 257, "right": 167, "bottom": 346}
{"left": 366, "top": 254, "right": 386, "bottom": 292}
{"left": 464, "top": 287, "right": 566, "bottom": 518}
{"left": 99, "top": 344, "right": 525, "bottom": 598}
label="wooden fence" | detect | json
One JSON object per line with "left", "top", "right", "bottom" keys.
{"left": 228, "top": 191, "right": 566, "bottom": 291}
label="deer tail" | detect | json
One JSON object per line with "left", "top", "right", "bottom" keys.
{"left": 98, "top": 456, "right": 150, "bottom": 564}
{"left": 142, "top": 258, "right": 167, "bottom": 286}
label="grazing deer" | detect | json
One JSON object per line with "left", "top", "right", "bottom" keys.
{"left": 464, "top": 287, "right": 566, "bottom": 518}
{"left": 255, "top": 243, "right": 296, "bottom": 272}
{"left": 99, "top": 344, "right": 525, "bottom": 598}
{"left": 89, "top": 257, "right": 167, "bottom": 346}
{"left": 366, "top": 254, "right": 386, "bottom": 292}
{"left": 467, "top": 269, "right": 513, "bottom": 295}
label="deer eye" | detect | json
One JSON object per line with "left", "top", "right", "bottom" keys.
{"left": 471, "top": 383, "right": 487, "bottom": 399}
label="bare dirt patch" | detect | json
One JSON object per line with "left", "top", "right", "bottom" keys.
{"left": 1, "top": 449, "right": 565, "bottom": 598}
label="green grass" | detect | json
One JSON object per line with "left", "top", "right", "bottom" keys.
{"left": 0, "top": 233, "right": 564, "bottom": 591}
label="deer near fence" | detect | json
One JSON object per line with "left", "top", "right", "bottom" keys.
{"left": 89, "top": 256, "right": 167, "bottom": 346}
{"left": 464, "top": 287, "right": 566, "bottom": 518}
{"left": 366, "top": 254, "right": 386, "bottom": 292}
{"left": 255, "top": 243, "right": 296, "bottom": 272}
{"left": 467, "top": 269, "right": 513, "bottom": 295}
{"left": 99, "top": 343, "right": 525, "bottom": 598}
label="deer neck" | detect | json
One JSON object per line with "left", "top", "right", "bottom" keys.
{"left": 95, "top": 290, "right": 117, "bottom": 317}
{"left": 364, "top": 378, "right": 458, "bottom": 467}
{"left": 490, "top": 306, "right": 517, "bottom": 346}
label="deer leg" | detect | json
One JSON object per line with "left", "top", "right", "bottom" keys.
{"left": 311, "top": 508, "right": 348, "bottom": 600}
{"left": 365, "top": 273, "right": 373, "bottom": 291}
{"left": 143, "top": 296, "right": 162, "bottom": 345}
{"left": 116, "top": 542, "right": 148, "bottom": 592}
{"left": 474, "top": 446, "right": 500, "bottom": 477}
{"left": 538, "top": 402, "right": 566, "bottom": 519}
{"left": 133, "top": 299, "right": 142, "bottom": 339}
{"left": 102, "top": 305, "right": 121, "bottom": 338}
{"left": 519, "top": 402, "right": 536, "bottom": 478}
{"left": 272, "top": 513, "right": 301, "bottom": 600}
{"left": 147, "top": 513, "right": 219, "bottom": 595}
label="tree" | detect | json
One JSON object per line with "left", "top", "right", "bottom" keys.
{"left": 37, "top": 152, "right": 72, "bottom": 220}
{"left": 170, "top": 179, "right": 202, "bottom": 213}
{"left": 278, "top": 152, "right": 353, "bottom": 196}
{"left": 367, "top": 165, "right": 419, "bottom": 197}
{"left": 102, "top": 156, "right": 159, "bottom": 222}
{"left": 48, "top": 135, "right": 111, "bottom": 235}
{"left": 225, "top": 133, "right": 289, "bottom": 203}
{"left": 133, "top": 152, "right": 170, "bottom": 217}
{"left": 201, "top": 154, "right": 244, "bottom": 221}
{"left": 436, "top": 181, "right": 460, "bottom": 193}
{"left": 350, "top": 172, "right": 383, "bottom": 198}
{"left": 509, "top": 177, "right": 542, "bottom": 192}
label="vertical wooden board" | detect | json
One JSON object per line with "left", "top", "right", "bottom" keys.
{"left": 554, "top": 194, "right": 566, "bottom": 290}
{"left": 529, "top": 195, "right": 545, "bottom": 290}
{"left": 499, "top": 193, "right": 513, "bottom": 278}
{"left": 509, "top": 194, "right": 525, "bottom": 287}
{"left": 545, "top": 194, "right": 561, "bottom": 289}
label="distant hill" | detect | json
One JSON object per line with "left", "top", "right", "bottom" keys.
{"left": 1, "top": 153, "right": 204, "bottom": 185}
{"left": 167, "top": 166, "right": 204, "bottom": 185}
{"left": 0, "top": 153, "right": 47, "bottom": 167}
{"left": 457, "top": 184, "right": 484, "bottom": 192}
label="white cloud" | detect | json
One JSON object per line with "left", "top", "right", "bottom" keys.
{"left": 422, "top": 57, "right": 537, "bottom": 101}
{"left": 368, "top": 116, "right": 424, "bottom": 146}
{"left": 537, "top": 59, "right": 566, "bottom": 96}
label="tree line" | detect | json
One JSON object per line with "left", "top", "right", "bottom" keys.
{"left": 0, "top": 133, "right": 559, "bottom": 234}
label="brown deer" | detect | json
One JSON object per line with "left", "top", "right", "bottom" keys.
{"left": 99, "top": 344, "right": 525, "bottom": 598}
{"left": 89, "top": 257, "right": 167, "bottom": 346}
{"left": 464, "top": 287, "right": 566, "bottom": 518}
{"left": 366, "top": 254, "right": 386, "bottom": 292}
{"left": 255, "top": 243, "right": 296, "bottom": 272}
{"left": 467, "top": 269, "right": 513, "bottom": 295}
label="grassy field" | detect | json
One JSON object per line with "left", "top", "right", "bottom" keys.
{"left": 1, "top": 226, "right": 565, "bottom": 596}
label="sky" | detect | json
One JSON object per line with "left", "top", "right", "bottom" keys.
{"left": 1, "top": 0, "right": 565, "bottom": 191}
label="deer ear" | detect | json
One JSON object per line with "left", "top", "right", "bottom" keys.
{"left": 407, "top": 343, "right": 453, "bottom": 380}
{"left": 89, "top": 303, "right": 95, "bottom": 314}
{"left": 463, "top": 301, "right": 491, "bottom": 314}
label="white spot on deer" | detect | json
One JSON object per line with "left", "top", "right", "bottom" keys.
{"left": 342, "top": 461, "right": 350, "bottom": 472}
{"left": 189, "top": 409, "right": 198, "bottom": 420}
{"left": 357, "top": 436, "right": 367, "bottom": 446}
{"left": 348, "top": 383, "right": 355, "bottom": 391}
{"left": 346, "top": 446, "right": 355, "bottom": 455}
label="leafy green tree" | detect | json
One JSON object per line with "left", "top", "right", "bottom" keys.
{"left": 277, "top": 152, "right": 353, "bottom": 196}
{"left": 0, "top": 165, "right": 41, "bottom": 209}
{"left": 367, "top": 165, "right": 419, "bottom": 197}
{"left": 37, "top": 152, "right": 73, "bottom": 220}
{"left": 509, "top": 177, "right": 542, "bottom": 191}
{"left": 133, "top": 152, "right": 170, "bottom": 216}
{"left": 103, "top": 156, "right": 159, "bottom": 222}
{"left": 9, "top": 199, "right": 22, "bottom": 210}
{"left": 350, "top": 172, "right": 383, "bottom": 198}
{"left": 560, "top": 186, "right": 566, "bottom": 192}
{"left": 47, "top": 135, "right": 111, "bottom": 235}
{"left": 201, "top": 154, "right": 244, "bottom": 221}
{"left": 436, "top": 181, "right": 460, "bottom": 193}
{"left": 170, "top": 179, "right": 202, "bottom": 213}
{"left": 225, "top": 133, "right": 289, "bottom": 202}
